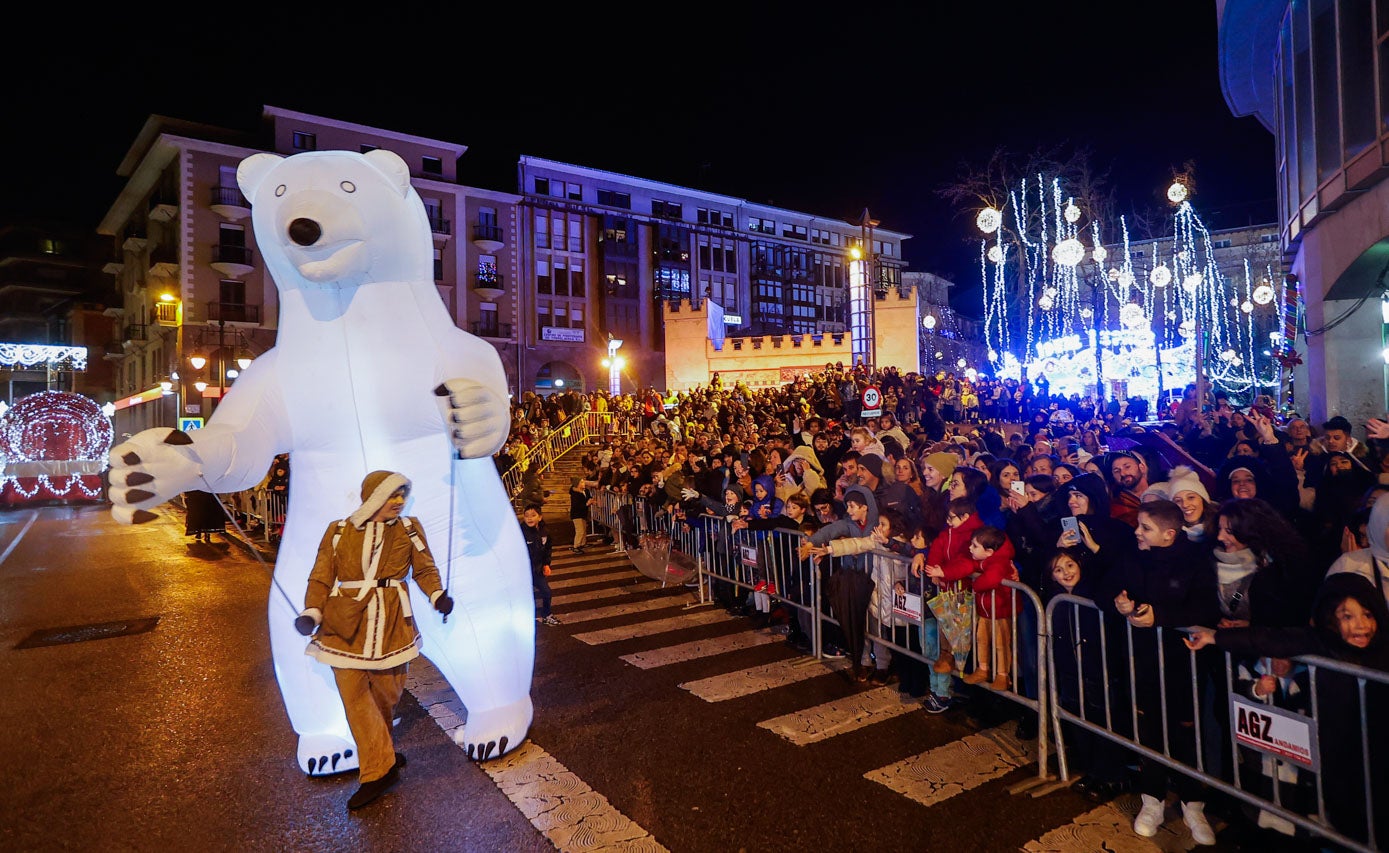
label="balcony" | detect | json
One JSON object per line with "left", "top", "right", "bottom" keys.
{"left": 102, "top": 249, "right": 124, "bottom": 276}
{"left": 473, "top": 271, "right": 505, "bottom": 300}
{"left": 428, "top": 214, "right": 451, "bottom": 244}
{"left": 149, "top": 243, "right": 178, "bottom": 280}
{"left": 209, "top": 186, "right": 251, "bottom": 222}
{"left": 206, "top": 301, "right": 261, "bottom": 326}
{"left": 121, "top": 323, "right": 147, "bottom": 352}
{"left": 210, "top": 244, "right": 254, "bottom": 278}
{"left": 149, "top": 192, "right": 178, "bottom": 224}
{"left": 472, "top": 223, "right": 504, "bottom": 253}
{"left": 122, "top": 226, "right": 147, "bottom": 254}
{"left": 470, "top": 321, "right": 512, "bottom": 340}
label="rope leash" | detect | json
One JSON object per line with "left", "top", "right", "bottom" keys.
{"left": 200, "top": 474, "right": 299, "bottom": 614}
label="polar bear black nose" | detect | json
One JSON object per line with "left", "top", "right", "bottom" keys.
{"left": 289, "top": 218, "right": 322, "bottom": 246}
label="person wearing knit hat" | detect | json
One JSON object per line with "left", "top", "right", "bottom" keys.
{"left": 295, "top": 470, "right": 454, "bottom": 810}
{"left": 921, "top": 452, "right": 958, "bottom": 492}
{"left": 1163, "top": 465, "right": 1217, "bottom": 541}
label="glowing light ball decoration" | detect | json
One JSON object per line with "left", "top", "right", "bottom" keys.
{"left": 0, "top": 391, "right": 111, "bottom": 500}
{"left": 976, "top": 207, "right": 1002, "bottom": 234}
{"left": 1252, "top": 282, "right": 1275, "bottom": 305}
{"left": 1063, "top": 201, "right": 1081, "bottom": 223}
{"left": 987, "top": 245, "right": 1003, "bottom": 264}
{"left": 1119, "top": 302, "right": 1146, "bottom": 328}
{"left": 104, "top": 149, "right": 535, "bottom": 772}
{"left": 1167, "top": 181, "right": 1189, "bottom": 203}
{"left": 1092, "top": 246, "right": 1107, "bottom": 263}
{"left": 1149, "top": 264, "right": 1171, "bottom": 288}
{"left": 1052, "top": 238, "right": 1085, "bottom": 267}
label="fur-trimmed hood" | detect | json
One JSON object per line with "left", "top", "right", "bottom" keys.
{"left": 348, "top": 470, "right": 411, "bottom": 528}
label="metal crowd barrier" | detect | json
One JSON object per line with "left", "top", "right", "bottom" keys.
{"left": 585, "top": 487, "right": 1055, "bottom": 791}
{"left": 1045, "top": 593, "right": 1387, "bottom": 852}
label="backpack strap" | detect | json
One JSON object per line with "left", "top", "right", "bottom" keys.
{"left": 400, "top": 516, "right": 428, "bottom": 552}
{"left": 331, "top": 519, "right": 348, "bottom": 549}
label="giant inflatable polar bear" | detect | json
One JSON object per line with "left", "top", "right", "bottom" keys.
{"left": 108, "top": 148, "right": 534, "bottom": 770}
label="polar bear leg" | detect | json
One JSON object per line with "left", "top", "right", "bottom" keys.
{"left": 268, "top": 579, "right": 357, "bottom": 774}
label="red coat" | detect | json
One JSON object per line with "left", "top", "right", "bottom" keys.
{"left": 966, "top": 535, "right": 1018, "bottom": 619}
{"left": 929, "top": 512, "right": 983, "bottom": 584}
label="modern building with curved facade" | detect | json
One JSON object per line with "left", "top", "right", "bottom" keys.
{"left": 1219, "top": 0, "right": 1389, "bottom": 424}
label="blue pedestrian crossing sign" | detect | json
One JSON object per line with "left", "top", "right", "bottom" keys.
{"left": 178, "top": 417, "right": 205, "bottom": 432}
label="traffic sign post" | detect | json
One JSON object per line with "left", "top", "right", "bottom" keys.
{"left": 861, "top": 385, "right": 883, "bottom": 419}
{"left": 178, "top": 417, "right": 205, "bottom": 432}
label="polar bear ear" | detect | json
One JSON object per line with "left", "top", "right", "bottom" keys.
{"left": 362, "top": 149, "right": 412, "bottom": 198}
{"left": 237, "top": 153, "right": 284, "bottom": 201}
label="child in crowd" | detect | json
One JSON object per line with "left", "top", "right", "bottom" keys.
{"left": 520, "top": 503, "right": 560, "bottom": 626}
{"left": 958, "top": 526, "right": 1017, "bottom": 690}
{"left": 920, "top": 496, "right": 983, "bottom": 675}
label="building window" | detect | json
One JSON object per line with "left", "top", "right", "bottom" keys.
{"left": 422, "top": 156, "right": 443, "bottom": 176}
{"left": 781, "top": 223, "right": 808, "bottom": 240}
{"left": 433, "top": 247, "right": 444, "bottom": 281}
{"left": 479, "top": 303, "right": 499, "bottom": 336}
{"left": 597, "top": 189, "right": 631, "bottom": 209}
{"left": 749, "top": 217, "right": 775, "bottom": 235}
{"left": 570, "top": 260, "right": 585, "bottom": 298}
{"left": 654, "top": 266, "right": 690, "bottom": 300}
{"left": 566, "top": 182, "right": 582, "bottom": 201}
{"left": 536, "top": 259, "right": 551, "bottom": 295}
{"left": 652, "top": 199, "right": 683, "bottom": 220}
{"left": 292, "top": 131, "right": 317, "bottom": 152}
{"left": 534, "top": 177, "right": 550, "bottom": 196}
{"left": 697, "top": 208, "right": 733, "bottom": 227}
{"left": 535, "top": 212, "right": 549, "bottom": 250}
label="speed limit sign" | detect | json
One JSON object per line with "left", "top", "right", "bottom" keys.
{"left": 861, "top": 385, "right": 883, "bottom": 418}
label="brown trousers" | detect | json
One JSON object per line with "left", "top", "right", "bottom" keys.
{"left": 333, "top": 664, "right": 408, "bottom": 783}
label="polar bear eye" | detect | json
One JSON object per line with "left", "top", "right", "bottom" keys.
{"left": 340, "top": 181, "right": 356, "bottom": 193}
{"left": 275, "top": 185, "right": 287, "bottom": 197}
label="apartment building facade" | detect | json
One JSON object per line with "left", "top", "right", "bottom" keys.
{"left": 96, "top": 107, "right": 911, "bottom": 439}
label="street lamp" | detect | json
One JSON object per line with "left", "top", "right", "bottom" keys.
{"left": 602, "top": 337, "right": 624, "bottom": 397}
{"left": 848, "top": 209, "right": 879, "bottom": 371}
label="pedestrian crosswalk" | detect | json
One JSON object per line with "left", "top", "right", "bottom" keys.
{"left": 408, "top": 547, "right": 1218, "bottom": 852}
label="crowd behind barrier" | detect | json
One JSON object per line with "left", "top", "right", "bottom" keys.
{"left": 518, "top": 363, "right": 1388, "bottom": 850}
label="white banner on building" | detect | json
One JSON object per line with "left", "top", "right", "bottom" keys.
{"left": 541, "top": 327, "right": 585, "bottom": 343}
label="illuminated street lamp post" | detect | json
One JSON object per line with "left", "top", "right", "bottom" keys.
{"left": 848, "top": 209, "right": 879, "bottom": 371}
{"left": 602, "top": 337, "right": 624, "bottom": 397}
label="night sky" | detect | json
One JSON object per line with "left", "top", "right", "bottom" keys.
{"left": 2, "top": 2, "right": 1275, "bottom": 315}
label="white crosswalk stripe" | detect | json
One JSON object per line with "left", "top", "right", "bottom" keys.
{"left": 571, "top": 608, "right": 728, "bottom": 645}
{"left": 551, "top": 581, "right": 662, "bottom": 606}
{"left": 863, "top": 725, "right": 1031, "bottom": 807}
{"left": 556, "top": 593, "right": 695, "bottom": 624}
{"left": 757, "top": 686, "right": 924, "bottom": 746}
{"left": 623, "top": 627, "right": 788, "bottom": 670}
{"left": 679, "top": 655, "right": 849, "bottom": 699}
{"left": 549, "top": 570, "right": 641, "bottom": 589}
{"left": 1022, "top": 795, "right": 1218, "bottom": 852}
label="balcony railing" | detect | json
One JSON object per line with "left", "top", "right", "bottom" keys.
{"left": 122, "top": 323, "right": 148, "bottom": 342}
{"left": 211, "top": 187, "right": 250, "bottom": 207}
{"left": 206, "top": 302, "right": 261, "bottom": 324}
{"left": 212, "top": 244, "right": 254, "bottom": 265}
{"left": 428, "top": 215, "right": 451, "bottom": 236}
{"left": 473, "top": 272, "right": 505, "bottom": 292}
{"left": 472, "top": 223, "right": 502, "bottom": 243}
{"left": 470, "top": 321, "right": 512, "bottom": 339}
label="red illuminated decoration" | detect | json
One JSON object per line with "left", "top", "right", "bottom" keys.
{"left": 0, "top": 391, "right": 111, "bottom": 505}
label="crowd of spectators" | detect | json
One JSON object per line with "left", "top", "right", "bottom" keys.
{"left": 503, "top": 363, "right": 1388, "bottom": 849}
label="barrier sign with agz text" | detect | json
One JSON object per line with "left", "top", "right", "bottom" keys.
{"left": 1230, "top": 695, "right": 1319, "bottom": 770}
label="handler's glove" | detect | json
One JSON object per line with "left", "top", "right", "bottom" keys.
{"left": 434, "top": 379, "right": 509, "bottom": 459}
{"left": 434, "top": 594, "right": 455, "bottom": 616}
{"left": 294, "top": 614, "right": 318, "bottom": 636}
{"left": 681, "top": 488, "right": 699, "bottom": 500}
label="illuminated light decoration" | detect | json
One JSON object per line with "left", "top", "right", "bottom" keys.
{"left": 1108, "top": 268, "right": 1120, "bottom": 282}
{"left": 1166, "top": 312, "right": 1177, "bottom": 321}
{"left": 1179, "top": 320, "right": 1195, "bottom": 337}
{"left": 1183, "top": 273, "right": 1203, "bottom": 293}
{"left": 1178, "top": 249, "right": 1189, "bottom": 261}
{"left": 1044, "top": 286, "right": 1057, "bottom": 297}
{"left": 101, "top": 402, "right": 116, "bottom": 418}
{"left": 0, "top": 391, "right": 112, "bottom": 502}
{"left": 1051, "top": 238, "right": 1085, "bottom": 267}
{"left": 105, "top": 149, "right": 536, "bottom": 772}
{"left": 189, "top": 354, "right": 208, "bottom": 370}
{"left": 1037, "top": 295, "right": 1055, "bottom": 311}
{"left": 1118, "top": 270, "right": 1136, "bottom": 288}
{"left": 1063, "top": 201, "right": 1081, "bottom": 223}
{"left": 965, "top": 368, "right": 978, "bottom": 381}
{"left": 1240, "top": 300, "right": 1253, "bottom": 314}
{"left": 1219, "top": 348, "right": 1236, "bottom": 362}
{"left": 1149, "top": 264, "right": 1171, "bottom": 287}
{"left": 1119, "top": 303, "right": 1145, "bottom": 328}
{"left": 987, "top": 350, "right": 999, "bottom": 362}
{"left": 1079, "top": 307, "right": 1093, "bottom": 319}
{"left": 1253, "top": 283, "right": 1275, "bottom": 305}
{"left": 1270, "top": 332, "right": 1283, "bottom": 344}
{"left": 1092, "top": 246, "right": 1107, "bottom": 263}
{"left": 194, "top": 381, "right": 208, "bottom": 393}
{"left": 987, "top": 245, "right": 1003, "bottom": 263}
{"left": 922, "top": 314, "right": 937, "bottom": 330}
{"left": 976, "top": 207, "right": 1002, "bottom": 234}
{"left": 1167, "top": 181, "right": 1189, "bottom": 203}
{"left": 0, "top": 343, "right": 88, "bottom": 372}
{"left": 226, "top": 369, "right": 240, "bottom": 379}
{"left": 237, "top": 356, "right": 254, "bottom": 370}
{"left": 934, "top": 351, "right": 944, "bottom": 359}
{"left": 956, "top": 358, "right": 967, "bottom": 368}
{"left": 1230, "top": 298, "right": 1239, "bottom": 308}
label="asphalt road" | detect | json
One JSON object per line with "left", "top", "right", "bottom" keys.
{"left": 0, "top": 503, "right": 1263, "bottom": 852}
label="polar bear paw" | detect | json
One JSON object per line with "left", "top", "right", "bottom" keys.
{"left": 453, "top": 697, "right": 533, "bottom": 761}
{"left": 434, "top": 379, "right": 509, "bottom": 459}
{"left": 298, "top": 733, "right": 359, "bottom": 776}
{"left": 107, "top": 428, "right": 204, "bottom": 524}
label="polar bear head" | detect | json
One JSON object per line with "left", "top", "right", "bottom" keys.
{"left": 237, "top": 149, "right": 432, "bottom": 291}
